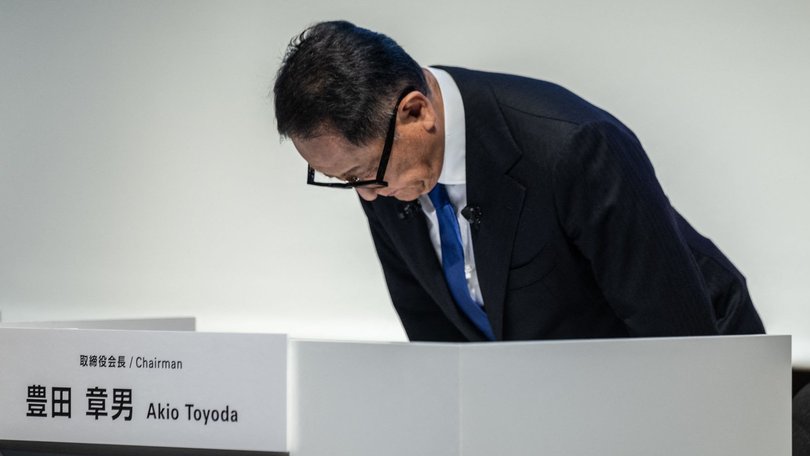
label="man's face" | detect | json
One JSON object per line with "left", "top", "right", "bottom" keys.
{"left": 291, "top": 90, "right": 445, "bottom": 202}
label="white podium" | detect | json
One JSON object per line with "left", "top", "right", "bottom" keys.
{"left": 289, "top": 335, "right": 790, "bottom": 456}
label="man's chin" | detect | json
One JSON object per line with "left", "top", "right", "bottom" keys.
{"left": 392, "top": 190, "right": 421, "bottom": 202}
{"left": 393, "top": 184, "right": 432, "bottom": 201}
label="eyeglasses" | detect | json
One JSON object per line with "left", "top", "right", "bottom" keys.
{"left": 306, "top": 86, "right": 416, "bottom": 189}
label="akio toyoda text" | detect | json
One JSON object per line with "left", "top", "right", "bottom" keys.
{"left": 147, "top": 403, "right": 238, "bottom": 425}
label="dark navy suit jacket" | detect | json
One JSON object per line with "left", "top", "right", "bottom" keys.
{"left": 360, "top": 66, "right": 764, "bottom": 342}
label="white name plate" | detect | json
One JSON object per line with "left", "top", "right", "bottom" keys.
{"left": 0, "top": 328, "right": 287, "bottom": 454}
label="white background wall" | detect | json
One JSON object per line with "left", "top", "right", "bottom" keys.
{"left": 1, "top": 1, "right": 808, "bottom": 352}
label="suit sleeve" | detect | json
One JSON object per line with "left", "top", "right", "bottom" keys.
{"left": 360, "top": 199, "right": 468, "bottom": 342}
{"left": 551, "top": 120, "right": 720, "bottom": 336}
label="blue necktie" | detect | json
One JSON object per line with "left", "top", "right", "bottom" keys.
{"left": 428, "top": 184, "right": 495, "bottom": 341}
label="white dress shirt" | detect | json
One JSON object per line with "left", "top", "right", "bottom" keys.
{"left": 419, "top": 67, "right": 485, "bottom": 308}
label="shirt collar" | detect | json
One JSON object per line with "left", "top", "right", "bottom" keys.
{"left": 426, "top": 67, "right": 466, "bottom": 185}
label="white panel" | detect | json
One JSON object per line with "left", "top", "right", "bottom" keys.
{"left": 288, "top": 336, "right": 789, "bottom": 455}
{"left": 289, "top": 340, "right": 460, "bottom": 456}
{"left": 459, "top": 336, "right": 791, "bottom": 456}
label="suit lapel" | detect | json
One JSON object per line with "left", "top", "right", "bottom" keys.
{"left": 383, "top": 200, "right": 488, "bottom": 342}
{"left": 441, "top": 66, "right": 527, "bottom": 341}
{"left": 467, "top": 159, "right": 525, "bottom": 341}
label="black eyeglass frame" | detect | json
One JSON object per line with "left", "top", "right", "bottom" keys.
{"left": 306, "top": 86, "right": 416, "bottom": 189}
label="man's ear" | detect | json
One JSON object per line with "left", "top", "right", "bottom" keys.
{"left": 399, "top": 92, "right": 436, "bottom": 131}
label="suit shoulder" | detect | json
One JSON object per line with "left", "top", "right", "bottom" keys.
{"left": 435, "top": 66, "right": 615, "bottom": 126}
